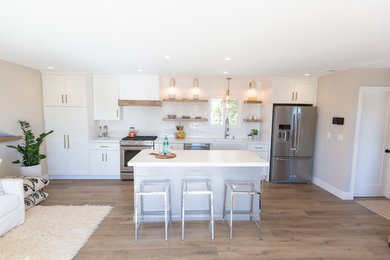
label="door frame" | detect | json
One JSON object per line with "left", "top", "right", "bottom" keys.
{"left": 350, "top": 86, "right": 390, "bottom": 198}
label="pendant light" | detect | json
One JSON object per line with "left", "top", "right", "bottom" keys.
{"left": 224, "top": 77, "right": 232, "bottom": 102}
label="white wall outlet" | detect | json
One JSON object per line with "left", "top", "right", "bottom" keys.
{"left": 327, "top": 132, "right": 332, "bottom": 139}
{"left": 337, "top": 134, "right": 344, "bottom": 141}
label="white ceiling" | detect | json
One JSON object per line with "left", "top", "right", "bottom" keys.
{"left": 0, "top": 0, "right": 389, "bottom": 76}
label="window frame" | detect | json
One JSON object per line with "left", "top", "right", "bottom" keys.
{"left": 208, "top": 96, "right": 241, "bottom": 128}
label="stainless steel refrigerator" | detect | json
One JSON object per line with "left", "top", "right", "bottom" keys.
{"left": 270, "top": 105, "right": 317, "bottom": 183}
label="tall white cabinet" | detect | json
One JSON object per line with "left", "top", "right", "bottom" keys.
{"left": 42, "top": 72, "right": 95, "bottom": 177}
{"left": 92, "top": 75, "right": 122, "bottom": 120}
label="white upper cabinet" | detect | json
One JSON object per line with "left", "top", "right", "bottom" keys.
{"left": 119, "top": 75, "right": 160, "bottom": 100}
{"left": 272, "top": 77, "right": 317, "bottom": 104}
{"left": 92, "top": 75, "right": 121, "bottom": 120}
{"left": 42, "top": 73, "right": 87, "bottom": 107}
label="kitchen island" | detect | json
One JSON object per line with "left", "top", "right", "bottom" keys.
{"left": 128, "top": 149, "right": 269, "bottom": 221}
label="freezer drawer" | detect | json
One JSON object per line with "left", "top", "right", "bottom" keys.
{"left": 271, "top": 157, "right": 313, "bottom": 183}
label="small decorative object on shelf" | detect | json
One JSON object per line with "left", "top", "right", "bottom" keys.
{"left": 176, "top": 125, "right": 185, "bottom": 139}
{"left": 248, "top": 97, "right": 257, "bottom": 101}
{"left": 250, "top": 129, "right": 259, "bottom": 140}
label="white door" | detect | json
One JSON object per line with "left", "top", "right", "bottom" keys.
{"left": 66, "top": 107, "right": 89, "bottom": 175}
{"left": 88, "top": 151, "right": 107, "bottom": 175}
{"left": 384, "top": 99, "right": 390, "bottom": 199}
{"left": 42, "top": 75, "right": 66, "bottom": 106}
{"left": 44, "top": 107, "right": 69, "bottom": 175}
{"left": 105, "top": 150, "right": 120, "bottom": 175}
{"left": 272, "top": 78, "right": 295, "bottom": 103}
{"left": 355, "top": 90, "right": 390, "bottom": 196}
{"left": 295, "top": 78, "right": 317, "bottom": 104}
{"left": 93, "top": 75, "right": 120, "bottom": 120}
{"left": 65, "top": 75, "right": 87, "bottom": 107}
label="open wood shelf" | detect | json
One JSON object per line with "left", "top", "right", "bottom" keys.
{"left": 243, "top": 119, "right": 262, "bottom": 123}
{"left": 118, "top": 100, "right": 162, "bottom": 106}
{"left": 0, "top": 136, "right": 22, "bottom": 143}
{"left": 162, "top": 99, "right": 208, "bottom": 103}
{"left": 162, "top": 118, "right": 208, "bottom": 122}
{"left": 244, "top": 100, "right": 262, "bottom": 104}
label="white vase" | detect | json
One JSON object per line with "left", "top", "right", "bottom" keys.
{"left": 19, "top": 164, "right": 42, "bottom": 177}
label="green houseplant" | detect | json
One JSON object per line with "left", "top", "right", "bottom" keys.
{"left": 7, "top": 120, "right": 53, "bottom": 176}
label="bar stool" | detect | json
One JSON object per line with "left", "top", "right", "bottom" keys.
{"left": 223, "top": 180, "right": 263, "bottom": 240}
{"left": 134, "top": 180, "right": 172, "bottom": 241}
{"left": 181, "top": 179, "right": 214, "bottom": 240}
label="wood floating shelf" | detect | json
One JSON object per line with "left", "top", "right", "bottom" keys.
{"left": 0, "top": 136, "right": 22, "bottom": 143}
{"left": 162, "top": 99, "right": 208, "bottom": 103}
{"left": 244, "top": 100, "right": 262, "bottom": 104}
{"left": 243, "top": 119, "right": 262, "bottom": 123}
{"left": 118, "top": 100, "right": 162, "bottom": 106}
{"left": 162, "top": 118, "right": 208, "bottom": 122}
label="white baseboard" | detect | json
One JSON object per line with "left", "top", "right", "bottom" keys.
{"left": 48, "top": 175, "right": 121, "bottom": 180}
{"left": 312, "top": 177, "right": 353, "bottom": 200}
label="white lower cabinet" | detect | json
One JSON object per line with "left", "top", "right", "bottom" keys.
{"left": 88, "top": 142, "right": 120, "bottom": 176}
{"left": 247, "top": 143, "right": 269, "bottom": 161}
{"left": 44, "top": 107, "right": 89, "bottom": 176}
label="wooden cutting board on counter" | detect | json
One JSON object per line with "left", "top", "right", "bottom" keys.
{"left": 149, "top": 152, "right": 177, "bottom": 159}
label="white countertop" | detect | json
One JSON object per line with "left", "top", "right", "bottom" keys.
{"left": 89, "top": 137, "right": 122, "bottom": 143}
{"left": 128, "top": 149, "right": 269, "bottom": 167}
{"left": 155, "top": 137, "right": 268, "bottom": 144}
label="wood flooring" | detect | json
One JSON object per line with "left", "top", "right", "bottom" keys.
{"left": 40, "top": 180, "right": 390, "bottom": 259}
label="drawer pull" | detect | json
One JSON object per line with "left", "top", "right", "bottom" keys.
{"left": 100, "top": 146, "right": 109, "bottom": 148}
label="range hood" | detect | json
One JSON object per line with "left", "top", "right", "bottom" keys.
{"left": 118, "top": 75, "right": 161, "bottom": 106}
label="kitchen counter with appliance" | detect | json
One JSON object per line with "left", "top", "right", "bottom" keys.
{"left": 128, "top": 149, "right": 269, "bottom": 221}
{"left": 155, "top": 137, "right": 269, "bottom": 144}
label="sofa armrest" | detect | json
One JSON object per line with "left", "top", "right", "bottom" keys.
{"left": 0, "top": 179, "right": 24, "bottom": 207}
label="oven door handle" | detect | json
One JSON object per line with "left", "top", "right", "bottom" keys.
{"left": 120, "top": 146, "right": 153, "bottom": 151}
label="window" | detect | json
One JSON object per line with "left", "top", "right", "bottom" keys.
{"left": 210, "top": 98, "right": 239, "bottom": 126}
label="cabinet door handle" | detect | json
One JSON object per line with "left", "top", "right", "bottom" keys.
{"left": 100, "top": 145, "right": 109, "bottom": 148}
{"left": 65, "top": 94, "right": 68, "bottom": 103}
{"left": 67, "top": 135, "right": 70, "bottom": 149}
{"left": 291, "top": 92, "right": 294, "bottom": 101}
{"left": 295, "top": 92, "right": 298, "bottom": 101}
{"left": 105, "top": 153, "right": 108, "bottom": 161}
{"left": 101, "top": 153, "right": 104, "bottom": 161}
{"left": 64, "top": 135, "right": 66, "bottom": 149}
{"left": 116, "top": 109, "right": 119, "bottom": 118}
{"left": 62, "top": 95, "right": 64, "bottom": 103}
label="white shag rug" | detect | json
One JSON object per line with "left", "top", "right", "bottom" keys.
{"left": 0, "top": 205, "right": 112, "bottom": 260}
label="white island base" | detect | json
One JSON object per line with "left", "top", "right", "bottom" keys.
{"left": 129, "top": 150, "right": 269, "bottom": 221}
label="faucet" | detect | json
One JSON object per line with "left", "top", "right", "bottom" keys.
{"left": 224, "top": 117, "right": 230, "bottom": 139}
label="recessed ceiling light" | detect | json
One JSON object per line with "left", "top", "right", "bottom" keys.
{"left": 164, "top": 55, "right": 171, "bottom": 60}
{"left": 304, "top": 73, "right": 310, "bottom": 76}
{"left": 223, "top": 71, "right": 228, "bottom": 75}
{"left": 137, "top": 68, "right": 143, "bottom": 72}
{"left": 47, "top": 66, "right": 54, "bottom": 70}
{"left": 224, "top": 57, "right": 232, "bottom": 61}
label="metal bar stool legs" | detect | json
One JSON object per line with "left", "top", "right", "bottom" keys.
{"left": 134, "top": 181, "right": 172, "bottom": 241}
{"left": 181, "top": 179, "right": 214, "bottom": 240}
{"left": 223, "top": 180, "right": 263, "bottom": 240}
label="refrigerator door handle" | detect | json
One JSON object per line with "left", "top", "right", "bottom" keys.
{"left": 291, "top": 114, "right": 297, "bottom": 151}
{"left": 296, "top": 114, "right": 301, "bottom": 152}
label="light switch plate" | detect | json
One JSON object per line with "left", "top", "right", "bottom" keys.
{"left": 337, "top": 134, "right": 344, "bottom": 141}
{"left": 327, "top": 132, "right": 332, "bottom": 139}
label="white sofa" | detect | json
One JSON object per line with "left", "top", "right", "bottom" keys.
{"left": 0, "top": 178, "right": 25, "bottom": 236}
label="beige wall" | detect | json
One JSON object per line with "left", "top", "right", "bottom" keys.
{"left": 314, "top": 68, "right": 390, "bottom": 198}
{"left": 0, "top": 59, "right": 44, "bottom": 177}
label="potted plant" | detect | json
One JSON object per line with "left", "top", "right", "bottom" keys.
{"left": 251, "top": 129, "right": 259, "bottom": 140}
{"left": 7, "top": 121, "right": 53, "bottom": 177}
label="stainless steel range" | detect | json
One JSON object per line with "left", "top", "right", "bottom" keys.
{"left": 120, "top": 136, "right": 157, "bottom": 180}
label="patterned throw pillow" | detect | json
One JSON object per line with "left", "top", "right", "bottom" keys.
{"left": 25, "top": 190, "right": 49, "bottom": 210}
{"left": 23, "top": 177, "right": 49, "bottom": 198}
